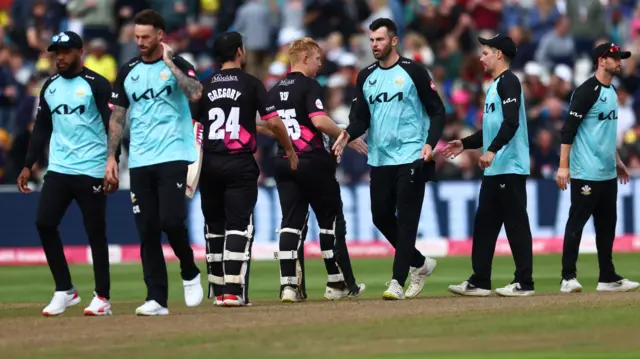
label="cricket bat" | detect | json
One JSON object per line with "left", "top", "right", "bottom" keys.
{"left": 186, "top": 120, "right": 204, "bottom": 199}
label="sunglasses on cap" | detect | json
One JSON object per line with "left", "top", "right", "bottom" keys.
{"left": 52, "top": 33, "right": 70, "bottom": 43}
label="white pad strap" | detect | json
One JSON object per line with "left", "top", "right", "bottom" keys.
{"left": 319, "top": 228, "right": 335, "bottom": 235}
{"left": 224, "top": 250, "right": 250, "bottom": 261}
{"left": 208, "top": 274, "right": 224, "bottom": 285}
{"left": 327, "top": 273, "right": 344, "bottom": 282}
{"left": 225, "top": 274, "right": 244, "bottom": 284}
{"left": 280, "top": 276, "right": 298, "bottom": 285}
{"left": 321, "top": 250, "right": 334, "bottom": 259}
{"left": 226, "top": 229, "right": 252, "bottom": 239}
{"left": 206, "top": 253, "right": 223, "bottom": 262}
{"left": 277, "top": 227, "right": 302, "bottom": 235}
{"left": 205, "top": 233, "right": 224, "bottom": 239}
{"left": 274, "top": 250, "right": 298, "bottom": 260}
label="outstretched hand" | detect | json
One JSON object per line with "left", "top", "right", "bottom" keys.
{"left": 332, "top": 130, "right": 350, "bottom": 157}
{"left": 441, "top": 140, "right": 464, "bottom": 159}
{"left": 348, "top": 138, "right": 368, "bottom": 155}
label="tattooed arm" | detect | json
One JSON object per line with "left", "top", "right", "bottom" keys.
{"left": 107, "top": 105, "right": 127, "bottom": 158}
{"left": 161, "top": 44, "right": 202, "bottom": 102}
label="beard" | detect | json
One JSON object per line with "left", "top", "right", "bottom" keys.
{"left": 57, "top": 57, "right": 81, "bottom": 76}
{"left": 140, "top": 42, "right": 158, "bottom": 57}
{"left": 373, "top": 43, "right": 393, "bottom": 60}
{"left": 606, "top": 65, "right": 622, "bottom": 76}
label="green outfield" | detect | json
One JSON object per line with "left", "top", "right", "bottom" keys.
{"left": 1, "top": 253, "right": 640, "bottom": 359}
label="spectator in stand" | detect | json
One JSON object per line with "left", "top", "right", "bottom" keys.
{"left": 0, "top": 127, "right": 8, "bottom": 183}
{"left": 565, "top": 0, "right": 606, "bottom": 56}
{"left": 528, "top": 0, "right": 560, "bottom": 45}
{"left": 608, "top": 3, "right": 631, "bottom": 46}
{"left": 114, "top": 0, "right": 149, "bottom": 30}
{"left": 84, "top": 38, "right": 117, "bottom": 84}
{"left": 67, "top": 0, "right": 116, "bottom": 44}
{"left": 117, "top": 23, "right": 138, "bottom": 67}
{"left": 549, "top": 64, "right": 574, "bottom": 102}
{"left": 147, "top": 0, "right": 198, "bottom": 34}
{"left": 460, "top": 0, "right": 502, "bottom": 31}
{"left": 402, "top": 32, "right": 434, "bottom": 67}
{"left": 508, "top": 26, "right": 536, "bottom": 70}
{"left": 535, "top": 16, "right": 575, "bottom": 69}
{"left": 232, "top": 0, "right": 275, "bottom": 80}
{"left": 9, "top": 0, "right": 55, "bottom": 65}
{"left": 304, "top": 0, "right": 343, "bottom": 40}
{"left": 531, "top": 128, "right": 559, "bottom": 179}
{"left": 617, "top": 81, "right": 637, "bottom": 146}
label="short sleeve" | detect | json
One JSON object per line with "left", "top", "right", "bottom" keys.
{"left": 255, "top": 78, "right": 277, "bottom": 120}
{"left": 89, "top": 74, "right": 113, "bottom": 131}
{"left": 305, "top": 80, "right": 326, "bottom": 118}
{"left": 172, "top": 56, "right": 199, "bottom": 79}
{"left": 190, "top": 93, "right": 204, "bottom": 122}
{"left": 111, "top": 65, "right": 130, "bottom": 109}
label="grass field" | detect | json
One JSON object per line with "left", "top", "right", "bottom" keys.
{"left": 2, "top": 253, "right": 640, "bottom": 359}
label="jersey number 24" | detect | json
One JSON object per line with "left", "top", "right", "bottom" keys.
{"left": 208, "top": 107, "right": 240, "bottom": 140}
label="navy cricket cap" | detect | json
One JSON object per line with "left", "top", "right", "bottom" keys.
{"left": 47, "top": 31, "right": 83, "bottom": 52}
{"left": 478, "top": 34, "right": 517, "bottom": 60}
{"left": 592, "top": 42, "right": 631, "bottom": 63}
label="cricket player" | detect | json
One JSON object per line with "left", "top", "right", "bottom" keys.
{"left": 333, "top": 18, "right": 444, "bottom": 300}
{"left": 190, "top": 31, "right": 298, "bottom": 307}
{"left": 268, "top": 37, "right": 366, "bottom": 302}
{"left": 556, "top": 43, "right": 639, "bottom": 293}
{"left": 257, "top": 112, "right": 368, "bottom": 301}
{"left": 443, "top": 35, "right": 534, "bottom": 297}
{"left": 106, "top": 10, "right": 204, "bottom": 316}
{"left": 17, "top": 31, "right": 118, "bottom": 316}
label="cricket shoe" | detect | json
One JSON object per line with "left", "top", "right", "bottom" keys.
{"left": 183, "top": 273, "right": 204, "bottom": 307}
{"left": 382, "top": 280, "right": 405, "bottom": 300}
{"left": 135, "top": 300, "right": 169, "bottom": 316}
{"left": 222, "top": 294, "right": 252, "bottom": 307}
{"left": 214, "top": 295, "right": 224, "bottom": 307}
{"left": 324, "top": 284, "right": 367, "bottom": 300}
{"left": 281, "top": 286, "right": 301, "bottom": 303}
{"left": 560, "top": 278, "right": 583, "bottom": 293}
{"left": 495, "top": 283, "right": 535, "bottom": 297}
{"left": 42, "top": 289, "right": 81, "bottom": 316}
{"left": 596, "top": 279, "right": 640, "bottom": 292}
{"left": 405, "top": 257, "right": 437, "bottom": 298}
{"left": 83, "top": 293, "right": 112, "bottom": 316}
{"left": 448, "top": 281, "right": 491, "bottom": 297}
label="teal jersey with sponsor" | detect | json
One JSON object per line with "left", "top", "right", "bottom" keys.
{"left": 24, "top": 68, "right": 113, "bottom": 178}
{"left": 111, "top": 56, "right": 198, "bottom": 168}
{"left": 561, "top": 76, "right": 618, "bottom": 181}
{"left": 346, "top": 57, "right": 445, "bottom": 167}
{"left": 482, "top": 70, "right": 530, "bottom": 176}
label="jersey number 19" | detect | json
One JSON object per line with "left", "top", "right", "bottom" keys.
{"left": 208, "top": 107, "right": 240, "bottom": 140}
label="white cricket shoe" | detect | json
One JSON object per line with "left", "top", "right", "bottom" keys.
{"left": 281, "top": 286, "right": 300, "bottom": 303}
{"left": 83, "top": 293, "right": 112, "bottom": 316}
{"left": 42, "top": 290, "right": 81, "bottom": 316}
{"left": 560, "top": 279, "right": 583, "bottom": 293}
{"left": 495, "top": 283, "right": 535, "bottom": 297}
{"left": 214, "top": 295, "right": 224, "bottom": 307}
{"left": 324, "top": 284, "right": 366, "bottom": 300}
{"left": 448, "top": 281, "right": 491, "bottom": 297}
{"left": 382, "top": 280, "right": 405, "bottom": 300}
{"left": 183, "top": 273, "right": 203, "bottom": 307}
{"left": 596, "top": 279, "right": 640, "bottom": 292}
{"left": 405, "top": 257, "right": 437, "bottom": 298}
{"left": 135, "top": 300, "right": 169, "bottom": 316}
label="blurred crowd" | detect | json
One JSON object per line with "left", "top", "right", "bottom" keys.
{"left": 2, "top": 0, "right": 640, "bottom": 187}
